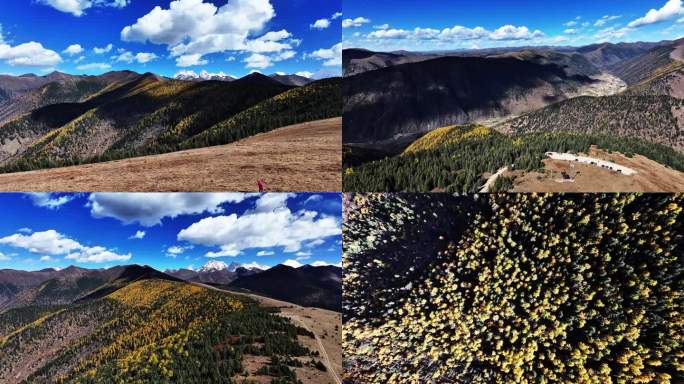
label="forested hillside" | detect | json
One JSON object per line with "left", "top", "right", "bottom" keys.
{"left": 344, "top": 193, "right": 683, "bottom": 383}
{"left": 0, "top": 279, "right": 322, "bottom": 383}
{"left": 504, "top": 95, "right": 684, "bottom": 152}
{"left": 0, "top": 73, "right": 341, "bottom": 174}
{"left": 343, "top": 125, "right": 684, "bottom": 192}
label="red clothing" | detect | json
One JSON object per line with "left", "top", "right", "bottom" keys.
{"left": 257, "top": 179, "right": 265, "bottom": 192}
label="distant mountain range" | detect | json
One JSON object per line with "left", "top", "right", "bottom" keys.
{"left": 0, "top": 261, "right": 342, "bottom": 312}
{"left": 172, "top": 70, "right": 313, "bottom": 86}
{"left": 343, "top": 38, "right": 684, "bottom": 145}
{"left": 0, "top": 70, "right": 340, "bottom": 174}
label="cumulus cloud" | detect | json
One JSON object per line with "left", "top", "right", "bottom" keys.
{"left": 26, "top": 193, "right": 76, "bottom": 209}
{"left": 129, "top": 230, "right": 146, "bottom": 240}
{"left": 40, "top": 255, "right": 54, "bottom": 262}
{"left": 62, "top": 44, "right": 84, "bottom": 56}
{"left": 38, "top": 0, "right": 130, "bottom": 17}
{"left": 120, "top": 0, "right": 295, "bottom": 68}
{"left": 628, "top": 0, "right": 684, "bottom": 28}
{"left": 166, "top": 245, "right": 192, "bottom": 257}
{"left": 364, "top": 24, "right": 542, "bottom": 42}
{"left": 331, "top": 12, "right": 342, "bottom": 20}
{"left": 563, "top": 20, "right": 578, "bottom": 27}
{"left": 176, "top": 53, "right": 208, "bottom": 67}
{"left": 0, "top": 41, "right": 62, "bottom": 67}
{"left": 309, "top": 42, "right": 342, "bottom": 67}
{"left": 88, "top": 193, "right": 250, "bottom": 226}
{"left": 243, "top": 51, "right": 295, "bottom": 69}
{"left": 256, "top": 250, "right": 274, "bottom": 256}
{"left": 76, "top": 62, "right": 111, "bottom": 71}
{"left": 311, "top": 19, "right": 331, "bottom": 30}
{"left": 342, "top": 17, "right": 370, "bottom": 28}
{"left": 115, "top": 51, "right": 159, "bottom": 64}
{"left": 177, "top": 193, "right": 341, "bottom": 257}
{"left": 490, "top": 25, "right": 544, "bottom": 40}
{"left": 0, "top": 229, "right": 130, "bottom": 263}
{"left": 93, "top": 43, "right": 113, "bottom": 54}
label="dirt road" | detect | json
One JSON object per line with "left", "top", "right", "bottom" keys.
{"left": 194, "top": 283, "right": 342, "bottom": 384}
{"left": 0, "top": 118, "right": 341, "bottom": 192}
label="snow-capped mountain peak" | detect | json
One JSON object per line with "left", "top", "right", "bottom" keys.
{"left": 198, "top": 260, "right": 241, "bottom": 272}
{"left": 173, "top": 70, "right": 235, "bottom": 82}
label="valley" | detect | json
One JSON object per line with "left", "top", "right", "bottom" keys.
{"left": 342, "top": 38, "right": 684, "bottom": 192}
{"left": 0, "top": 117, "right": 341, "bottom": 192}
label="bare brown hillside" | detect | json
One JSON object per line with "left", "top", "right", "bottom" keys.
{"left": 0, "top": 118, "right": 341, "bottom": 192}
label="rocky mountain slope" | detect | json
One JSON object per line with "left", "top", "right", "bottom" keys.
{"left": 343, "top": 55, "right": 594, "bottom": 142}
{"left": 228, "top": 264, "right": 343, "bottom": 311}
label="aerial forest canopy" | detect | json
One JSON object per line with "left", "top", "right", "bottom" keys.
{"left": 343, "top": 193, "right": 683, "bottom": 383}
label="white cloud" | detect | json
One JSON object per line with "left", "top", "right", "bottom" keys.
{"left": 629, "top": 0, "right": 684, "bottom": 28}
{"left": 257, "top": 250, "right": 274, "bottom": 256}
{"left": 243, "top": 261, "right": 269, "bottom": 270}
{"left": 331, "top": 12, "right": 342, "bottom": 20}
{"left": 178, "top": 193, "right": 341, "bottom": 257}
{"left": 342, "top": 17, "right": 370, "bottom": 28}
{"left": 76, "top": 62, "right": 111, "bottom": 71}
{"left": 129, "top": 230, "right": 145, "bottom": 240}
{"left": 0, "top": 230, "right": 129, "bottom": 263}
{"left": 373, "top": 24, "right": 390, "bottom": 30}
{"left": 311, "top": 19, "right": 331, "bottom": 30}
{"left": 0, "top": 252, "right": 10, "bottom": 261}
{"left": 0, "top": 230, "right": 80, "bottom": 255}
{"left": 74, "top": 55, "right": 86, "bottom": 63}
{"left": 38, "top": 0, "right": 130, "bottom": 17}
{"left": 40, "top": 256, "right": 54, "bottom": 262}
{"left": 176, "top": 53, "right": 209, "bottom": 67}
{"left": 295, "top": 251, "right": 312, "bottom": 260}
{"left": 309, "top": 42, "right": 342, "bottom": 67}
{"left": 564, "top": 20, "right": 578, "bottom": 27}
{"left": 295, "top": 71, "right": 313, "bottom": 78}
{"left": 282, "top": 259, "right": 302, "bottom": 268}
{"left": 489, "top": 25, "right": 544, "bottom": 40}
{"left": 62, "top": 44, "right": 84, "bottom": 56}
{"left": 564, "top": 29, "right": 578, "bottom": 34}
{"left": 121, "top": 0, "right": 289, "bottom": 68}
{"left": 594, "top": 15, "right": 622, "bottom": 27}
{"left": 93, "top": 43, "right": 113, "bottom": 54}
{"left": 166, "top": 245, "right": 192, "bottom": 257}
{"left": 364, "top": 24, "right": 541, "bottom": 42}
{"left": 88, "top": 193, "right": 251, "bottom": 226}
{"left": 306, "top": 239, "right": 325, "bottom": 247}
{"left": 0, "top": 41, "right": 62, "bottom": 67}
{"left": 595, "top": 26, "right": 631, "bottom": 40}
{"left": 244, "top": 53, "right": 273, "bottom": 69}
{"left": 65, "top": 246, "right": 131, "bottom": 263}
{"left": 115, "top": 51, "right": 159, "bottom": 64}
{"left": 26, "top": 193, "right": 76, "bottom": 209}
{"left": 18, "top": 228, "right": 32, "bottom": 234}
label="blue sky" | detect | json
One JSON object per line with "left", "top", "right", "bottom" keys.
{"left": 343, "top": 0, "right": 684, "bottom": 51}
{"left": 0, "top": 0, "right": 341, "bottom": 78}
{"left": 0, "top": 192, "right": 342, "bottom": 272}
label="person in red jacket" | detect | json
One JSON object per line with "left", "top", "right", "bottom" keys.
{"left": 257, "top": 179, "right": 265, "bottom": 192}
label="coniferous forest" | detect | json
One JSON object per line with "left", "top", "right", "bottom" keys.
{"left": 343, "top": 193, "right": 683, "bottom": 383}
{"left": 0, "top": 279, "right": 322, "bottom": 384}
